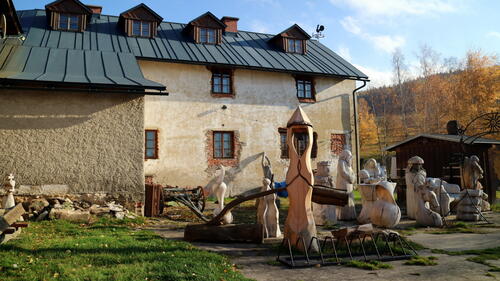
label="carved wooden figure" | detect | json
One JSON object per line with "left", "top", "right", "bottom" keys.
{"left": 405, "top": 156, "right": 426, "bottom": 219}
{"left": 262, "top": 178, "right": 281, "bottom": 238}
{"left": 2, "top": 174, "right": 16, "bottom": 209}
{"left": 313, "top": 161, "right": 336, "bottom": 225}
{"left": 370, "top": 181, "right": 401, "bottom": 228}
{"left": 336, "top": 150, "right": 357, "bottom": 220}
{"left": 284, "top": 107, "right": 317, "bottom": 252}
{"left": 212, "top": 165, "right": 233, "bottom": 224}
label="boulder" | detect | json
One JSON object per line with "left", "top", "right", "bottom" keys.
{"left": 49, "top": 209, "right": 90, "bottom": 222}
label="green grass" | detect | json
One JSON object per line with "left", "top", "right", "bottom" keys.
{"left": 0, "top": 218, "right": 251, "bottom": 281}
{"left": 346, "top": 260, "right": 392, "bottom": 270}
{"left": 404, "top": 256, "right": 438, "bottom": 266}
{"left": 431, "top": 246, "right": 500, "bottom": 272}
{"left": 429, "top": 222, "right": 488, "bottom": 234}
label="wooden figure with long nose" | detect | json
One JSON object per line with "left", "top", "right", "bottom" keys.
{"left": 284, "top": 107, "right": 318, "bottom": 252}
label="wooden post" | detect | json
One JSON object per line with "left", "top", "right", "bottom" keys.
{"left": 284, "top": 107, "right": 318, "bottom": 252}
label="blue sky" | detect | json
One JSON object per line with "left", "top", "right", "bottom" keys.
{"left": 13, "top": 0, "right": 500, "bottom": 87}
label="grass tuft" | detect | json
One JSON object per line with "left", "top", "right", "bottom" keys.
{"left": 346, "top": 260, "right": 392, "bottom": 270}
{"left": 404, "top": 256, "right": 438, "bottom": 266}
{"left": 431, "top": 246, "right": 500, "bottom": 272}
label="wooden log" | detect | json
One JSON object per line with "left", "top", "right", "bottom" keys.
{"left": 0, "top": 204, "right": 25, "bottom": 232}
{"left": 331, "top": 223, "right": 373, "bottom": 239}
{"left": 312, "top": 186, "right": 348, "bottom": 206}
{"left": 11, "top": 222, "right": 28, "bottom": 228}
{"left": 2, "top": 228, "right": 16, "bottom": 234}
{"left": 184, "top": 223, "right": 264, "bottom": 243}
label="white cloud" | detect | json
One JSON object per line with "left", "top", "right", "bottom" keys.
{"left": 250, "top": 20, "right": 271, "bottom": 34}
{"left": 340, "top": 16, "right": 405, "bottom": 53}
{"left": 336, "top": 45, "right": 352, "bottom": 61}
{"left": 354, "top": 64, "right": 392, "bottom": 87}
{"left": 486, "top": 31, "right": 500, "bottom": 39}
{"left": 330, "top": 0, "right": 457, "bottom": 17}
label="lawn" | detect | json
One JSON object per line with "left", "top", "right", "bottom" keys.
{"left": 0, "top": 218, "right": 251, "bottom": 281}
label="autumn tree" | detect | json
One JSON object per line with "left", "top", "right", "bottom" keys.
{"left": 392, "top": 48, "right": 410, "bottom": 137}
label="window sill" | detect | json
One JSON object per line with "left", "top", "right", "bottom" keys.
{"left": 211, "top": 93, "right": 235, "bottom": 98}
{"left": 298, "top": 98, "right": 316, "bottom": 103}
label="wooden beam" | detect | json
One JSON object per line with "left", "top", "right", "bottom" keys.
{"left": 184, "top": 223, "right": 264, "bottom": 243}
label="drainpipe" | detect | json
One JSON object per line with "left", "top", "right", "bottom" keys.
{"left": 352, "top": 80, "right": 367, "bottom": 183}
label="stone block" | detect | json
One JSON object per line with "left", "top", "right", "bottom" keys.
{"left": 49, "top": 209, "right": 90, "bottom": 222}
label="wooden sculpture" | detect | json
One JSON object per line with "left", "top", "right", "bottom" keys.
{"left": 284, "top": 107, "right": 317, "bottom": 252}
{"left": 370, "top": 181, "right": 401, "bottom": 228}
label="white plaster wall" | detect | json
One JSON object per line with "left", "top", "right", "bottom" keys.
{"left": 0, "top": 90, "right": 145, "bottom": 200}
{"left": 140, "top": 61, "right": 356, "bottom": 195}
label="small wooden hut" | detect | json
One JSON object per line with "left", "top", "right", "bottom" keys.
{"left": 385, "top": 134, "right": 500, "bottom": 204}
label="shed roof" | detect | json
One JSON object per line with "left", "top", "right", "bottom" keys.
{"left": 0, "top": 42, "right": 166, "bottom": 91}
{"left": 385, "top": 134, "right": 500, "bottom": 151}
{"left": 11, "top": 9, "right": 367, "bottom": 80}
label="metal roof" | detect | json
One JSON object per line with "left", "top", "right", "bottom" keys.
{"left": 13, "top": 9, "right": 368, "bottom": 80}
{"left": 0, "top": 42, "right": 166, "bottom": 91}
{"left": 385, "top": 134, "right": 500, "bottom": 151}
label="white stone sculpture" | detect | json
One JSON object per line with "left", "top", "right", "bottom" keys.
{"left": 212, "top": 165, "right": 233, "bottom": 224}
{"left": 336, "top": 150, "right": 357, "bottom": 221}
{"left": 2, "top": 174, "right": 16, "bottom": 209}
{"left": 261, "top": 152, "right": 273, "bottom": 181}
{"left": 258, "top": 178, "right": 281, "bottom": 238}
{"left": 405, "top": 156, "right": 426, "bottom": 219}
{"left": 313, "top": 161, "right": 337, "bottom": 225}
{"left": 462, "top": 155, "right": 490, "bottom": 211}
{"left": 457, "top": 189, "right": 484, "bottom": 221}
{"left": 415, "top": 184, "right": 443, "bottom": 227}
{"left": 360, "top": 159, "right": 386, "bottom": 184}
{"left": 357, "top": 183, "right": 376, "bottom": 224}
{"left": 370, "top": 181, "right": 401, "bottom": 228}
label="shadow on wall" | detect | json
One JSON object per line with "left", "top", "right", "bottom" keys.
{"left": 0, "top": 91, "right": 137, "bottom": 130}
{"left": 204, "top": 152, "right": 264, "bottom": 196}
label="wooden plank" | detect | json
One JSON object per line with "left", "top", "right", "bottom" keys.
{"left": 0, "top": 204, "right": 25, "bottom": 232}
{"left": 184, "top": 223, "right": 263, "bottom": 243}
{"left": 331, "top": 223, "right": 373, "bottom": 240}
{"left": 11, "top": 222, "right": 28, "bottom": 228}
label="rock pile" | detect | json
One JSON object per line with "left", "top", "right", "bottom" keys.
{"left": 19, "top": 197, "right": 138, "bottom": 222}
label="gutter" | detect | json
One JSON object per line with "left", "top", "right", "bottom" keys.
{"left": 352, "top": 80, "right": 367, "bottom": 183}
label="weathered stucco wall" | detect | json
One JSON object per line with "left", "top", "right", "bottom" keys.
{"left": 0, "top": 90, "right": 145, "bottom": 200}
{"left": 140, "top": 61, "right": 356, "bottom": 195}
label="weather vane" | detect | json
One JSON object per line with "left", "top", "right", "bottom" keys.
{"left": 311, "top": 25, "right": 325, "bottom": 41}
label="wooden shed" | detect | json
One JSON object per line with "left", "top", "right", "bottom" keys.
{"left": 385, "top": 134, "right": 500, "bottom": 204}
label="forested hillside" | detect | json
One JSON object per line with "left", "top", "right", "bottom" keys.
{"left": 358, "top": 48, "right": 499, "bottom": 158}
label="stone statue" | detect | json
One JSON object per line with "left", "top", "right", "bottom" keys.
{"left": 261, "top": 152, "right": 273, "bottom": 181}
{"left": 425, "top": 178, "right": 453, "bottom": 216}
{"left": 360, "top": 159, "right": 386, "bottom": 184}
{"left": 258, "top": 178, "right": 281, "bottom": 238}
{"left": 415, "top": 184, "right": 443, "bottom": 227}
{"left": 313, "top": 161, "right": 336, "bottom": 225}
{"left": 405, "top": 156, "right": 426, "bottom": 219}
{"left": 212, "top": 165, "right": 233, "bottom": 224}
{"left": 284, "top": 107, "right": 317, "bottom": 252}
{"left": 2, "top": 174, "right": 16, "bottom": 209}
{"left": 370, "top": 181, "right": 401, "bottom": 228}
{"left": 336, "top": 150, "right": 357, "bottom": 221}
{"left": 463, "top": 155, "right": 483, "bottom": 190}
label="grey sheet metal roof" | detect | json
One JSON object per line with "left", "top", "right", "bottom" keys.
{"left": 0, "top": 42, "right": 166, "bottom": 91}
{"left": 14, "top": 9, "right": 368, "bottom": 80}
{"left": 385, "top": 134, "right": 500, "bottom": 151}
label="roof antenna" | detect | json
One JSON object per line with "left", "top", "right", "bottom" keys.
{"left": 311, "top": 24, "right": 325, "bottom": 41}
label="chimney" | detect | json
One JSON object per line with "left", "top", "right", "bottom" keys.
{"left": 221, "top": 16, "right": 239, "bottom": 33}
{"left": 446, "top": 120, "right": 460, "bottom": 135}
{"left": 86, "top": 5, "right": 102, "bottom": 14}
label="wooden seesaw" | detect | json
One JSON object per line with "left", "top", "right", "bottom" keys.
{"left": 183, "top": 186, "right": 348, "bottom": 243}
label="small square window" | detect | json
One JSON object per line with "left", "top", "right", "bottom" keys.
{"left": 145, "top": 130, "right": 158, "bottom": 159}
{"left": 199, "top": 27, "right": 217, "bottom": 44}
{"left": 213, "top": 131, "right": 234, "bottom": 159}
{"left": 132, "top": 20, "right": 151, "bottom": 37}
{"left": 212, "top": 71, "right": 233, "bottom": 96}
{"left": 296, "top": 79, "right": 315, "bottom": 101}
{"left": 59, "top": 13, "right": 80, "bottom": 31}
{"left": 287, "top": 38, "right": 304, "bottom": 54}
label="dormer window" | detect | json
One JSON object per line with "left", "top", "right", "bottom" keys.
{"left": 270, "top": 24, "right": 311, "bottom": 55}
{"left": 45, "top": 0, "right": 92, "bottom": 32}
{"left": 119, "top": 4, "right": 163, "bottom": 38}
{"left": 199, "top": 27, "right": 216, "bottom": 44}
{"left": 287, "top": 38, "right": 304, "bottom": 54}
{"left": 59, "top": 14, "right": 80, "bottom": 31}
{"left": 132, "top": 20, "right": 151, "bottom": 37}
{"left": 185, "top": 12, "right": 226, "bottom": 45}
